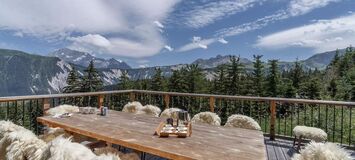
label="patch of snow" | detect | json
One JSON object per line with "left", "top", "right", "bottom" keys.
{"left": 56, "top": 60, "right": 72, "bottom": 71}
{"left": 48, "top": 60, "right": 71, "bottom": 92}
{"left": 77, "top": 71, "right": 84, "bottom": 76}
{"left": 102, "top": 69, "right": 122, "bottom": 85}
{"left": 31, "top": 74, "right": 40, "bottom": 79}
{"left": 204, "top": 71, "right": 214, "bottom": 81}
{"left": 30, "top": 87, "right": 35, "bottom": 93}
{"left": 73, "top": 55, "right": 86, "bottom": 62}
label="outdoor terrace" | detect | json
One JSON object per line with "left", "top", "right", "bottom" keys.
{"left": 0, "top": 90, "right": 354, "bottom": 160}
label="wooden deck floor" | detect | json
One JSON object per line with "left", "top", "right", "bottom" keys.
{"left": 139, "top": 137, "right": 355, "bottom": 160}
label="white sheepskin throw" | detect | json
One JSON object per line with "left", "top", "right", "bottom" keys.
{"left": 94, "top": 146, "right": 139, "bottom": 160}
{"left": 160, "top": 108, "right": 182, "bottom": 119}
{"left": 2, "top": 128, "right": 46, "bottom": 160}
{"left": 191, "top": 112, "right": 221, "bottom": 126}
{"left": 293, "top": 126, "right": 327, "bottom": 142}
{"left": 224, "top": 114, "right": 261, "bottom": 130}
{"left": 0, "top": 120, "right": 25, "bottom": 139}
{"left": 122, "top": 102, "right": 143, "bottom": 113}
{"left": 0, "top": 120, "right": 27, "bottom": 159}
{"left": 42, "top": 136, "right": 121, "bottom": 160}
{"left": 41, "top": 136, "right": 98, "bottom": 160}
{"left": 40, "top": 127, "right": 71, "bottom": 143}
{"left": 291, "top": 141, "right": 352, "bottom": 160}
{"left": 137, "top": 105, "right": 161, "bottom": 117}
{"left": 46, "top": 104, "right": 79, "bottom": 116}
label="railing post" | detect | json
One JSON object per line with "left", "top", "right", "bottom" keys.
{"left": 98, "top": 95, "right": 104, "bottom": 108}
{"left": 164, "top": 94, "right": 170, "bottom": 109}
{"left": 270, "top": 100, "right": 276, "bottom": 140}
{"left": 129, "top": 92, "right": 135, "bottom": 102}
{"left": 43, "top": 98, "right": 51, "bottom": 116}
{"left": 209, "top": 97, "right": 215, "bottom": 113}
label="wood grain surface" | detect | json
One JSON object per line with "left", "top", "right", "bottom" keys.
{"left": 38, "top": 110, "right": 267, "bottom": 160}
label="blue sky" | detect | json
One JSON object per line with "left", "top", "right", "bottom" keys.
{"left": 0, "top": 0, "right": 354, "bottom": 68}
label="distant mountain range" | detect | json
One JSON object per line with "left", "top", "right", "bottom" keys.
{"left": 0, "top": 47, "right": 346, "bottom": 96}
{"left": 49, "top": 48, "right": 131, "bottom": 69}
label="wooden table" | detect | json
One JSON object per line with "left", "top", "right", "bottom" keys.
{"left": 37, "top": 110, "right": 267, "bottom": 160}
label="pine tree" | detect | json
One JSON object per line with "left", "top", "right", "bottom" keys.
{"left": 300, "top": 77, "right": 321, "bottom": 99}
{"left": 330, "top": 49, "right": 340, "bottom": 66}
{"left": 291, "top": 59, "right": 303, "bottom": 90}
{"left": 226, "top": 56, "right": 244, "bottom": 95}
{"left": 327, "top": 78, "right": 337, "bottom": 98}
{"left": 252, "top": 55, "right": 264, "bottom": 96}
{"left": 81, "top": 60, "right": 103, "bottom": 92}
{"left": 151, "top": 67, "right": 165, "bottom": 91}
{"left": 266, "top": 60, "right": 280, "bottom": 97}
{"left": 63, "top": 67, "right": 81, "bottom": 93}
{"left": 169, "top": 69, "right": 188, "bottom": 92}
{"left": 118, "top": 70, "right": 131, "bottom": 90}
{"left": 280, "top": 78, "right": 296, "bottom": 98}
{"left": 212, "top": 64, "right": 228, "bottom": 94}
{"left": 186, "top": 64, "right": 205, "bottom": 93}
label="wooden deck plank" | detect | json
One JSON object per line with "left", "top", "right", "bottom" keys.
{"left": 144, "top": 137, "right": 355, "bottom": 160}
{"left": 38, "top": 110, "right": 267, "bottom": 160}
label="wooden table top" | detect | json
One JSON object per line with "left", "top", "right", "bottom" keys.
{"left": 37, "top": 110, "right": 267, "bottom": 160}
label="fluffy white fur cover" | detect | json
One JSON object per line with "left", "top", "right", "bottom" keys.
{"left": 94, "top": 147, "right": 139, "bottom": 160}
{"left": 224, "top": 114, "right": 261, "bottom": 130}
{"left": 0, "top": 120, "right": 28, "bottom": 159}
{"left": 293, "top": 126, "right": 327, "bottom": 142}
{"left": 122, "top": 102, "right": 143, "bottom": 113}
{"left": 41, "top": 136, "right": 120, "bottom": 160}
{"left": 137, "top": 105, "right": 161, "bottom": 117}
{"left": 46, "top": 104, "right": 79, "bottom": 116}
{"left": 40, "top": 127, "right": 70, "bottom": 143}
{"left": 191, "top": 112, "right": 221, "bottom": 126}
{"left": 0, "top": 120, "right": 25, "bottom": 139}
{"left": 291, "top": 141, "right": 351, "bottom": 160}
{"left": 160, "top": 108, "right": 182, "bottom": 119}
{"left": 3, "top": 129, "right": 46, "bottom": 160}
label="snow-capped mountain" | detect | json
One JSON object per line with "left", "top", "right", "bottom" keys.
{"left": 0, "top": 49, "right": 72, "bottom": 96}
{"left": 49, "top": 48, "right": 131, "bottom": 69}
{"left": 0, "top": 47, "right": 345, "bottom": 96}
{"left": 192, "top": 55, "right": 253, "bottom": 69}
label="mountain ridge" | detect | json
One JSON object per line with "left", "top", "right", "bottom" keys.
{"left": 0, "top": 47, "right": 344, "bottom": 96}
{"left": 49, "top": 48, "right": 131, "bottom": 69}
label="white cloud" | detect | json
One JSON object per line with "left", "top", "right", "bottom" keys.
{"left": 175, "top": 0, "right": 260, "bottom": 28}
{"left": 216, "top": 0, "right": 340, "bottom": 38}
{"left": 164, "top": 45, "right": 174, "bottom": 51}
{"left": 139, "top": 64, "right": 149, "bottom": 68}
{"left": 256, "top": 13, "right": 355, "bottom": 53}
{"left": 13, "top": 32, "right": 24, "bottom": 37}
{"left": 218, "top": 38, "right": 228, "bottom": 44}
{"left": 0, "top": 0, "right": 180, "bottom": 58}
{"left": 154, "top": 21, "right": 164, "bottom": 28}
{"left": 288, "top": 0, "right": 340, "bottom": 16}
{"left": 188, "top": 0, "right": 341, "bottom": 50}
{"left": 177, "top": 37, "right": 216, "bottom": 52}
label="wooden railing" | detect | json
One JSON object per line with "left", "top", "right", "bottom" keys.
{"left": 0, "top": 90, "right": 354, "bottom": 148}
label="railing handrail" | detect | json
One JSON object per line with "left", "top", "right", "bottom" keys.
{"left": 132, "top": 90, "right": 355, "bottom": 106}
{"left": 0, "top": 90, "right": 134, "bottom": 102}
{"left": 0, "top": 89, "right": 354, "bottom": 106}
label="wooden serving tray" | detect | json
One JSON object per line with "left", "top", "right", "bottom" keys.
{"left": 154, "top": 122, "right": 192, "bottom": 138}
